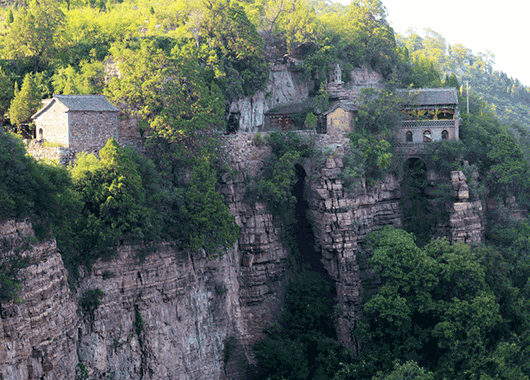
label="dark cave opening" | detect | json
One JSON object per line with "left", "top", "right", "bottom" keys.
{"left": 401, "top": 157, "right": 438, "bottom": 247}
{"left": 290, "top": 164, "right": 337, "bottom": 334}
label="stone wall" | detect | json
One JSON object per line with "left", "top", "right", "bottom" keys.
{"left": 33, "top": 101, "right": 69, "bottom": 147}
{"left": 69, "top": 111, "right": 119, "bottom": 154}
{"left": 25, "top": 140, "right": 76, "bottom": 165}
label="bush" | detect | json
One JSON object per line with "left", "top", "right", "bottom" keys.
{"left": 250, "top": 131, "right": 316, "bottom": 214}
{"left": 80, "top": 288, "right": 104, "bottom": 317}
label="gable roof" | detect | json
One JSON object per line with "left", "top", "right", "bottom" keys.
{"left": 32, "top": 95, "right": 118, "bottom": 119}
{"left": 323, "top": 101, "right": 358, "bottom": 115}
{"left": 398, "top": 87, "right": 458, "bottom": 106}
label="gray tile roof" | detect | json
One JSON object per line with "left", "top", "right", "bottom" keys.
{"left": 54, "top": 95, "right": 119, "bottom": 112}
{"left": 398, "top": 87, "right": 458, "bottom": 106}
{"left": 323, "top": 101, "right": 358, "bottom": 115}
{"left": 33, "top": 95, "right": 118, "bottom": 119}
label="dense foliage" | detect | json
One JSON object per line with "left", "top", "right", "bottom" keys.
{"left": 2, "top": 1, "right": 530, "bottom": 378}
{"left": 250, "top": 130, "right": 318, "bottom": 215}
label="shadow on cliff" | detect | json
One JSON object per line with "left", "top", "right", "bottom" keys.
{"left": 249, "top": 164, "right": 344, "bottom": 380}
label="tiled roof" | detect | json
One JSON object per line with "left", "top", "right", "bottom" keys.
{"left": 54, "top": 95, "right": 119, "bottom": 112}
{"left": 323, "top": 101, "right": 358, "bottom": 115}
{"left": 398, "top": 87, "right": 458, "bottom": 106}
{"left": 32, "top": 95, "right": 118, "bottom": 118}
{"left": 265, "top": 102, "right": 309, "bottom": 115}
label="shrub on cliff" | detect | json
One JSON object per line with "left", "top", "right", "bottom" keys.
{"left": 0, "top": 129, "right": 77, "bottom": 238}
{"left": 68, "top": 138, "right": 160, "bottom": 261}
{"left": 249, "top": 131, "right": 317, "bottom": 215}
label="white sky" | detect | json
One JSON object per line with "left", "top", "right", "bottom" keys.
{"left": 334, "top": 0, "right": 530, "bottom": 86}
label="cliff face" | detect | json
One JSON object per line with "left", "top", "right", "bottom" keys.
{"left": 75, "top": 243, "right": 241, "bottom": 380}
{"left": 229, "top": 63, "right": 313, "bottom": 132}
{"left": 0, "top": 220, "right": 78, "bottom": 380}
{"left": 0, "top": 133, "right": 487, "bottom": 379}
{"left": 307, "top": 157, "right": 403, "bottom": 351}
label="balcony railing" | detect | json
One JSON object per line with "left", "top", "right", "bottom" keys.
{"left": 401, "top": 120, "right": 456, "bottom": 128}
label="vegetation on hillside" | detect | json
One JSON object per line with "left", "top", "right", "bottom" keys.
{"left": 2, "top": 1, "right": 530, "bottom": 379}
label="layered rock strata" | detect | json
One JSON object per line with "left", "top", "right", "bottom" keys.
{"left": 307, "top": 157, "right": 402, "bottom": 351}
{"left": 0, "top": 220, "right": 78, "bottom": 380}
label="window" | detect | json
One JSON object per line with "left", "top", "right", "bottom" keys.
{"left": 38, "top": 128, "right": 43, "bottom": 140}
{"left": 406, "top": 131, "right": 413, "bottom": 142}
{"left": 442, "top": 130, "right": 449, "bottom": 140}
{"left": 423, "top": 130, "right": 432, "bottom": 142}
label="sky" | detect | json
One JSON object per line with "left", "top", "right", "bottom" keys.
{"left": 334, "top": 0, "right": 530, "bottom": 86}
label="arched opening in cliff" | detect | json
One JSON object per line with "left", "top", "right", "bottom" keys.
{"left": 401, "top": 157, "right": 438, "bottom": 246}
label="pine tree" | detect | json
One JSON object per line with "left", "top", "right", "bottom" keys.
{"left": 9, "top": 73, "right": 42, "bottom": 126}
{"left": 0, "top": 67, "right": 14, "bottom": 122}
{"left": 6, "top": 9, "right": 14, "bottom": 24}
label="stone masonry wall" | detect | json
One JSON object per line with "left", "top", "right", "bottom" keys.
{"left": 33, "top": 101, "right": 69, "bottom": 147}
{"left": 25, "top": 140, "right": 76, "bottom": 166}
{"left": 69, "top": 111, "right": 118, "bottom": 154}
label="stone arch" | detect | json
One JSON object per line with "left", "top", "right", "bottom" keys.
{"left": 405, "top": 157, "right": 427, "bottom": 173}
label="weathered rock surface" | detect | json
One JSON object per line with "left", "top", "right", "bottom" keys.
{"left": 229, "top": 63, "right": 313, "bottom": 132}
{"left": 307, "top": 157, "right": 402, "bottom": 351}
{"left": 1, "top": 133, "right": 488, "bottom": 379}
{"left": 0, "top": 220, "right": 78, "bottom": 380}
{"left": 76, "top": 243, "right": 243, "bottom": 380}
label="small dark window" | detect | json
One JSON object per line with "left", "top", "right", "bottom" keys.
{"left": 406, "top": 131, "right": 413, "bottom": 142}
{"left": 38, "top": 128, "right": 43, "bottom": 139}
{"left": 423, "top": 130, "right": 432, "bottom": 142}
{"left": 442, "top": 130, "right": 449, "bottom": 140}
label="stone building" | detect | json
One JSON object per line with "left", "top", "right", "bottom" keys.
{"left": 394, "top": 87, "right": 460, "bottom": 155}
{"left": 32, "top": 94, "right": 119, "bottom": 155}
{"left": 263, "top": 102, "right": 308, "bottom": 131}
{"left": 322, "top": 101, "right": 357, "bottom": 134}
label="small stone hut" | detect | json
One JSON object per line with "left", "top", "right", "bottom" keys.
{"left": 32, "top": 94, "right": 119, "bottom": 154}
{"left": 322, "top": 101, "right": 358, "bottom": 135}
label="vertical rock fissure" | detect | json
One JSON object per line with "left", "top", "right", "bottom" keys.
{"left": 291, "top": 164, "right": 337, "bottom": 335}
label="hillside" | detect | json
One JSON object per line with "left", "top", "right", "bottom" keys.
{"left": 2, "top": 1, "right": 530, "bottom": 380}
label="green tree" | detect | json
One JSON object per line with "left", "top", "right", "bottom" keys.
{"left": 9, "top": 73, "right": 41, "bottom": 126}
{"left": 4, "top": 0, "right": 64, "bottom": 70}
{"left": 356, "top": 227, "right": 508, "bottom": 379}
{"left": 69, "top": 138, "right": 158, "bottom": 260}
{"left": 372, "top": 361, "right": 435, "bottom": 380}
{"left": 0, "top": 67, "right": 14, "bottom": 122}
{"left": 106, "top": 40, "right": 224, "bottom": 141}
{"left": 200, "top": 2, "right": 269, "bottom": 99}
{"left": 180, "top": 157, "right": 239, "bottom": 252}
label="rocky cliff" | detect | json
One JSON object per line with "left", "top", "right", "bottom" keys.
{"left": 0, "top": 220, "right": 78, "bottom": 379}
{"left": 0, "top": 133, "right": 486, "bottom": 379}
